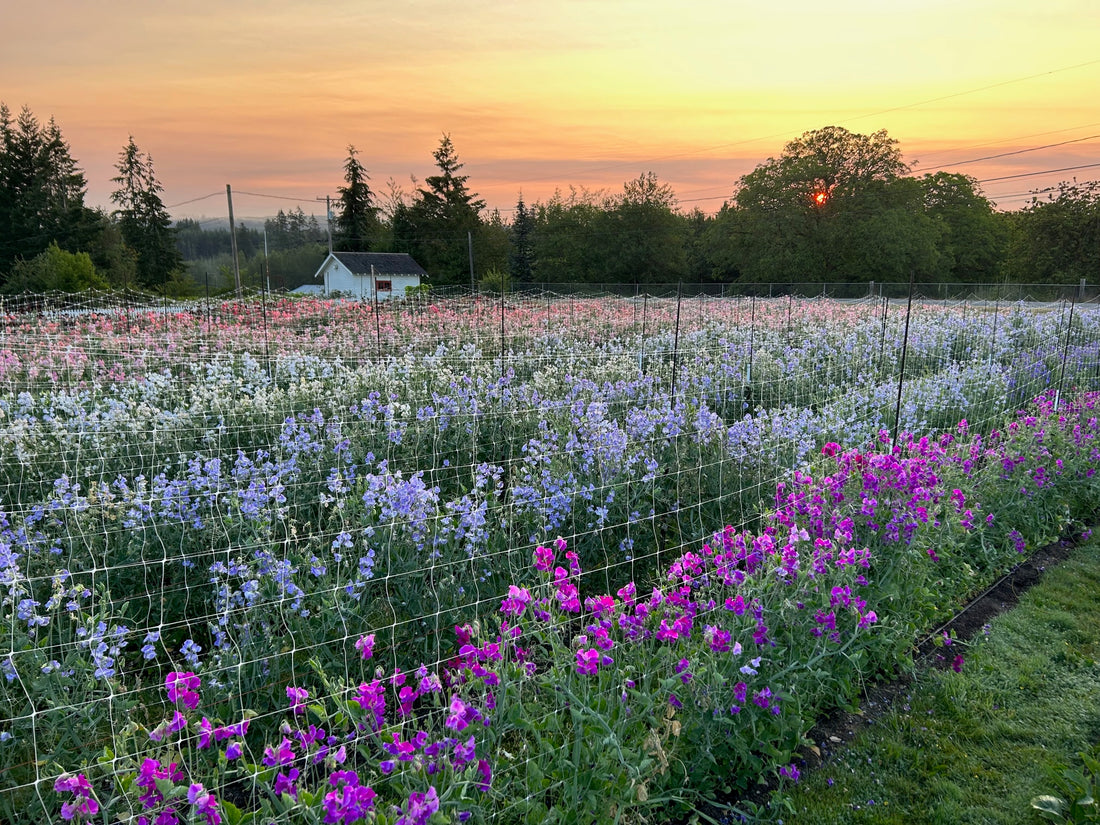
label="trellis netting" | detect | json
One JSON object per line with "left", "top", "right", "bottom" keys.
{"left": 1, "top": 285, "right": 1099, "bottom": 823}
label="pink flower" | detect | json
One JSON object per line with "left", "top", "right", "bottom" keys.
{"left": 533, "top": 545, "right": 554, "bottom": 572}
{"left": 355, "top": 633, "right": 375, "bottom": 660}
{"left": 500, "top": 585, "right": 532, "bottom": 617}
{"left": 165, "top": 671, "right": 201, "bottom": 710}
{"left": 575, "top": 648, "right": 599, "bottom": 676}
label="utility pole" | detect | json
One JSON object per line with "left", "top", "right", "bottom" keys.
{"left": 226, "top": 184, "right": 242, "bottom": 296}
{"left": 317, "top": 195, "right": 333, "bottom": 254}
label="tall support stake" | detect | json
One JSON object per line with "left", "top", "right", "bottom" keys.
{"left": 500, "top": 283, "right": 506, "bottom": 381}
{"left": 1055, "top": 294, "right": 1077, "bottom": 412}
{"left": 892, "top": 269, "right": 916, "bottom": 449}
{"left": 468, "top": 231, "right": 475, "bottom": 295}
{"left": 226, "top": 185, "right": 242, "bottom": 296}
{"left": 670, "top": 281, "right": 683, "bottom": 408}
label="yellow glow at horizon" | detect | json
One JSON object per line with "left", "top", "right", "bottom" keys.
{"left": 3, "top": 0, "right": 1098, "bottom": 212}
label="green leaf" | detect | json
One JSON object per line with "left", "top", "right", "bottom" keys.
{"left": 1032, "top": 795, "right": 1069, "bottom": 820}
{"left": 221, "top": 799, "right": 244, "bottom": 825}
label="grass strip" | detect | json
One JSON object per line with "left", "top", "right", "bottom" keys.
{"left": 768, "top": 537, "right": 1100, "bottom": 825}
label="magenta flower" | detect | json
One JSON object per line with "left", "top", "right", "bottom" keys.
{"left": 575, "top": 648, "right": 599, "bottom": 676}
{"left": 398, "top": 785, "right": 440, "bottom": 825}
{"left": 445, "top": 695, "right": 482, "bottom": 731}
{"left": 197, "top": 717, "right": 214, "bottom": 748}
{"left": 149, "top": 711, "right": 189, "bottom": 742}
{"left": 165, "top": 671, "right": 201, "bottom": 710}
{"left": 499, "top": 585, "right": 532, "bottom": 617}
{"left": 54, "top": 774, "right": 99, "bottom": 822}
{"left": 287, "top": 685, "right": 309, "bottom": 715}
{"left": 187, "top": 783, "right": 222, "bottom": 825}
{"left": 951, "top": 654, "right": 965, "bottom": 672}
{"left": 262, "top": 737, "right": 296, "bottom": 767}
{"left": 353, "top": 679, "right": 386, "bottom": 732}
{"left": 355, "top": 633, "right": 376, "bottom": 660}
{"left": 533, "top": 544, "right": 554, "bottom": 572}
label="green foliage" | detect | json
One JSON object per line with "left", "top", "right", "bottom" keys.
{"left": 479, "top": 266, "right": 509, "bottom": 293}
{"left": 110, "top": 136, "right": 182, "bottom": 288}
{"left": 509, "top": 194, "right": 536, "bottom": 284}
{"left": 401, "top": 134, "right": 486, "bottom": 284}
{"left": 264, "top": 207, "right": 325, "bottom": 253}
{"left": 602, "top": 172, "right": 688, "bottom": 284}
{"left": 1032, "top": 748, "right": 1100, "bottom": 823}
{"left": 4, "top": 242, "right": 108, "bottom": 292}
{"left": 335, "top": 145, "right": 380, "bottom": 252}
{"left": 1005, "top": 180, "right": 1100, "bottom": 285}
{"left": 921, "top": 171, "right": 1007, "bottom": 283}
{"left": 727, "top": 127, "right": 947, "bottom": 283}
{"left": 0, "top": 103, "right": 96, "bottom": 284}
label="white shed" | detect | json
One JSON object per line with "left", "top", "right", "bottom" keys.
{"left": 314, "top": 252, "right": 427, "bottom": 300}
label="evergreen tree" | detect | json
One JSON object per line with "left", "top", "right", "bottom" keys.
{"left": 0, "top": 104, "right": 94, "bottom": 282}
{"left": 508, "top": 194, "right": 535, "bottom": 285}
{"left": 335, "top": 145, "right": 378, "bottom": 251}
{"left": 110, "top": 137, "right": 181, "bottom": 288}
{"left": 407, "top": 134, "right": 485, "bottom": 284}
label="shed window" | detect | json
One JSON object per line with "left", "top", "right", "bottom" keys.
{"left": 375, "top": 280, "right": 392, "bottom": 291}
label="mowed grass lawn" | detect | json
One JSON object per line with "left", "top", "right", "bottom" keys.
{"left": 772, "top": 536, "right": 1100, "bottom": 824}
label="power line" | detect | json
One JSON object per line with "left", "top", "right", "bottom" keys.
{"left": 166, "top": 192, "right": 222, "bottom": 209}
{"left": 920, "top": 135, "right": 1100, "bottom": 173}
{"left": 233, "top": 190, "right": 323, "bottom": 204}
{"left": 490, "top": 57, "right": 1100, "bottom": 188}
{"left": 977, "top": 162, "right": 1100, "bottom": 184}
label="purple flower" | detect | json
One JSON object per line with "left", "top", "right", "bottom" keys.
{"left": 224, "top": 742, "right": 242, "bottom": 760}
{"left": 398, "top": 786, "right": 440, "bottom": 825}
{"left": 500, "top": 585, "right": 533, "bottom": 617}
{"left": 149, "top": 711, "right": 189, "bottom": 742}
{"left": 287, "top": 685, "right": 309, "bottom": 715}
{"left": 533, "top": 545, "right": 554, "bottom": 572}
{"left": 274, "top": 768, "right": 299, "bottom": 799}
{"left": 779, "top": 763, "right": 801, "bottom": 782}
{"left": 443, "top": 695, "right": 474, "bottom": 731}
{"left": 262, "top": 737, "right": 296, "bottom": 767}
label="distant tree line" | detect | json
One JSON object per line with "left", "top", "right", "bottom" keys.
{"left": 2, "top": 103, "right": 1098, "bottom": 295}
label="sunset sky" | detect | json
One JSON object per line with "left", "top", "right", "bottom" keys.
{"left": 4, "top": 1, "right": 1100, "bottom": 222}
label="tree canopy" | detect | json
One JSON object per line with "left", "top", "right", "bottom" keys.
{"left": 1, "top": 107, "right": 1098, "bottom": 294}
{"left": 335, "top": 145, "right": 379, "bottom": 252}
{"left": 110, "top": 136, "right": 181, "bottom": 288}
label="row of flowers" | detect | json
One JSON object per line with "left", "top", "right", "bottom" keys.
{"left": 19, "top": 389, "right": 1100, "bottom": 823}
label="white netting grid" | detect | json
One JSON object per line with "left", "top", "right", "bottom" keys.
{"left": 1, "top": 285, "right": 1098, "bottom": 822}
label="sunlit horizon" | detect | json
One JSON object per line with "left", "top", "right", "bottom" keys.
{"left": 4, "top": 1, "right": 1099, "bottom": 223}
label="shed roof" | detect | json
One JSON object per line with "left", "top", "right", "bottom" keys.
{"left": 330, "top": 252, "right": 428, "bottom": 278}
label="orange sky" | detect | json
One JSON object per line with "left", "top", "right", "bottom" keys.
{"left": 4, "top": 1, "right": 1100, "bottom": 221}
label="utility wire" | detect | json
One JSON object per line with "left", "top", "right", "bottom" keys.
{"left": 920, "top": 135, "right": 1100, "bottom": 173}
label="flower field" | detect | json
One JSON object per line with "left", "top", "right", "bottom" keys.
{"left": 2, "top": 290, "right": 1100, "bottom": 824}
